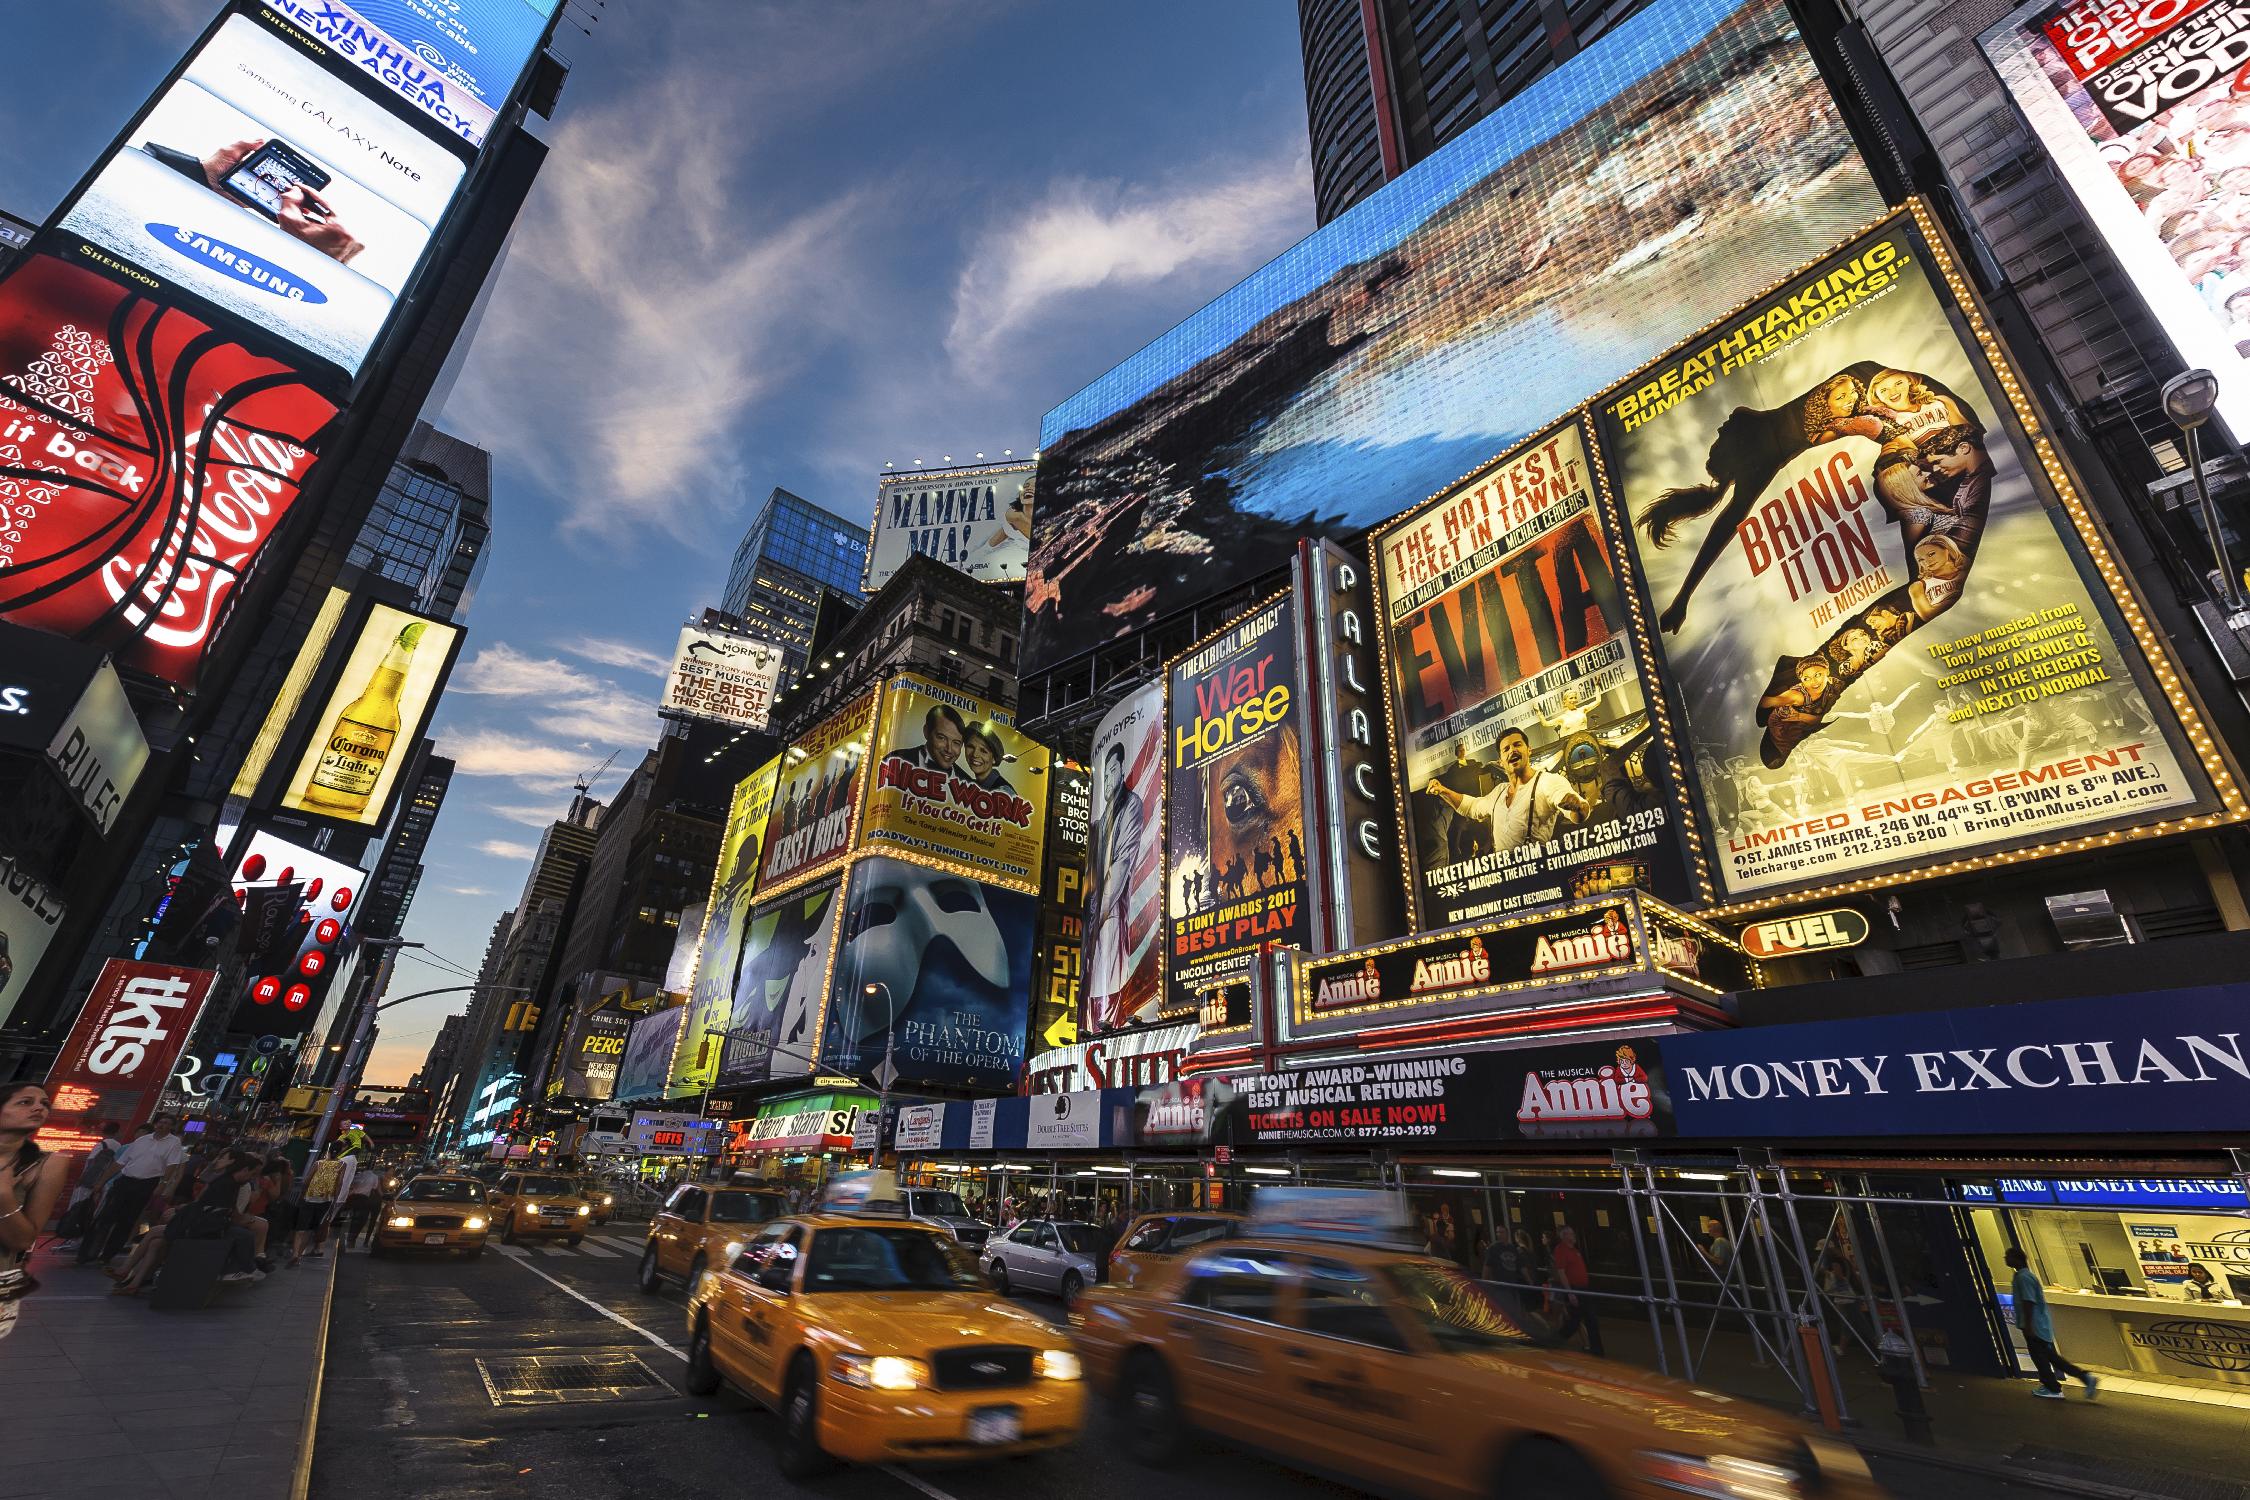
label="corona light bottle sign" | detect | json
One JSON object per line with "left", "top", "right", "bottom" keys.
{"left": 301, "top": 620, "right": 423, "bottom": 817}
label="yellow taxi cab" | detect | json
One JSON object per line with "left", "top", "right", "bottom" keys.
{"left": 578, "top": 1177, "right": 617, "bottom": 1225}
{"left": 1109, "top": 1209, "right": 1243, "bottom": 1289}
{"left": 370, "top": 1174, "right": 491, "bottom": 1259}
{"left": 489, "top": 1170, "right": 594, "bottom": 1245}
{"left": 1073, "top": 1190, "right": 1882, "bottom": 1500}
{"left": 638, "top": 1181, "right": 788, "bottom": 1291}
{"left": 682, "top": 1173, "right": 1086, "bottom": 1475}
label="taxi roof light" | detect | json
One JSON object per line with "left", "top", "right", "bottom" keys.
{"left": 1246, "top": 1188, "right": 1420, "bottom": 1251}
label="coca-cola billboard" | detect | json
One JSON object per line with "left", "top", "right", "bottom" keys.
{"left": 38, "top": 960, "right": 218, "bottom": 1154}
{"left": 0, "top": 255, "right": 337, "bottom": 685}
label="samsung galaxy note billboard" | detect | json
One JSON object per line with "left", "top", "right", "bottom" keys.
{"left": 59, "top": 12, "right": 467, "bottom": 376}
{"left": 259, "top": 0, "right": 559, "bottom": 149}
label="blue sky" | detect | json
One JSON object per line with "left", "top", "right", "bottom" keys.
{"left": 0, "top": 0, "right": 1315, "bottom": 1080}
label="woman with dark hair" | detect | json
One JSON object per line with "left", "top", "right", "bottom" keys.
{"left": 1638, "top": 362, "right": 1992, "bottom": 767}
{"left": 0, "top": 1083, "right": 67, "bottom": 1339}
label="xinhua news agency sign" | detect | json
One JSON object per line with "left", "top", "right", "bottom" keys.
{"left": 1660, "top": 985, "right": 2250, "bottom": 1139}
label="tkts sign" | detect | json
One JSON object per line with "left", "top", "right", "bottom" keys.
{"left": 1301, "top": 898, "right": 1643, "bottom": 1017}
{"left": 39, "top": 960, "right": 217, "bottom": 1152}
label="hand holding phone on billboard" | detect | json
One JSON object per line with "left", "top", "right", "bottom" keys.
{"left": 278, "top": 187, "right": 361, "bottom": 264}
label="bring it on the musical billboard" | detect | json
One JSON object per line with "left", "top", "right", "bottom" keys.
{"left": 1375, "top": 420, "right": 1699, "bottom": 927}
{"left": 1597, "top": 208, "right": 2227, "bottom": 900}
{"left": 1982, "top": 0, "right": 2250, "bottom": 435}
{"left": 1020, "top": 0, "right": 1884, "bottom": 674}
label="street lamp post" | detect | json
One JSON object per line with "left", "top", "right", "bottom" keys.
{"left": 2162, "top": 368, "right": 2245, "bottom": 611}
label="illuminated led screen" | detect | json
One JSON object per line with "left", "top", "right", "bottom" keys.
{"left": 1023, "top": 0, "right": 1883, "bottom": 673}
{"left": 259, "top": 0, "right": 559, "bottom": 149}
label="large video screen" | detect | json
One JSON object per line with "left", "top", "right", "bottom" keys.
{"left": 1597, "top": 212, "right": 2207, "bottom": 898}
{"left": 1983, "top": 0, "right": 2250, "bottom": 436}
{"left": 1021, "top": 0, "right": 1882, "bottom": 673}
{"left": 59, "top": 13, "right": 467, "bottom": 376}
{"left": 278, "top": 602, "right": 462, "bottom": 828}
{"left": 259, "top": 0, "right": 558, "bottom": 150}
{"left": 0, "top": 255, "right": 337, "bottom": 686}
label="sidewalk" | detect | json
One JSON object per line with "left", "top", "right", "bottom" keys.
{"left": 0, "top": 1239, "right": 337, "bottom": 1500}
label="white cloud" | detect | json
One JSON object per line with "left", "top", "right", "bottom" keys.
{"left": 566, "top": 636, "right": 673, "bottom": 677}
{"left": 483, "top": 801, "right": 571, "bottom": 829}
{"left": 533, "top": 687, "right": 658, "bottom": 746}
{"left": 443, "top": 885, "right": 495, "bottom": 897}
{"left": 947, "top": 147, "right": 1313, "bottom": 378}
{"left": 475, "top": 839, "right": 537, "bottom": 862}
{"left": 451, "top": 642, "right": 606, "bottom": 699}
{"left": 439, "top": 730, "right": 598, "bottom": 788}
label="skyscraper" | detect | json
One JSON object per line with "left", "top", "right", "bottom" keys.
{"left": 1297, "top": 0, "right": 1652, "bottom": 224}
{"left": 719, "top": 487, "right": 869, "bottom": 678}
{"left": 346, "top": 422, "right": 494, "bottom": 623}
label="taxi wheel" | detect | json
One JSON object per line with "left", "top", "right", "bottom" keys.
{"left": 1122, "top": 1351, "right": 1184, "bottom": 1467}
{"left": 989, "top": 1261, "right": 1011, "bottom": 1295}
{"left": 638, "top": 1243, "right": 664, "bottom": 1292}
{"left": 466, "top": 1247, "right": 486, "bottom": 1260}
{"left": 1061, "top": 1271, "right": 1085, "bottom": 1308}
{"left": 777, "top": 1354, "right": 832, "bottom": 1479}
{"left": 684, "top": 1314, "right": 721, "bottom": 1396}
{"left": 567, "top": 1236, "right": 584, "bottom": 1247}
{"left": 1499, "top": 1439, "right": 1608, "bottom": 1499}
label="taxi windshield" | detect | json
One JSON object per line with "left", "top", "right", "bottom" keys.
{"left": 1386, "top": 1262, "right": 1536, "bottom": 1352}
{"left": 803, "top": 1226, "right": 983, "bottom": 1293}
{"left": 710, "top": 1193, "right": 783, "bottom": 1224}
{"left": 516, "top": 1175, "right": 574, "bottom": 1195}
{"left": 399, "top": 1179, "right": 482, "bottom": 1203}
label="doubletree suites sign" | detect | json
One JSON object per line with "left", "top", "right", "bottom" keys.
{"left": 1301, "top": 898, "right": 1642, "bottom": 1017}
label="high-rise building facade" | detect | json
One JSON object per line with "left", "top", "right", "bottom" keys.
{"left": 1297, "top": 0, "right": 1652, "bottom": 224}
{"left": 346, "top": 422, "right": 494, "bottom": 623}
{"left": 719, "top": 488, "right": 869, "bottom": 678}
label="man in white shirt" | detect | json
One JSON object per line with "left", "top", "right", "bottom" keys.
{"left": 1426, "top": 728, "right": 1586, "bottom": 851}
{"left": 77, "top": 1113, "right": 186, "bottom": 1265}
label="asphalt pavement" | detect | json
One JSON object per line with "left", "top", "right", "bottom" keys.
{"left": 305, "top": 1223, "right": 2089, "bottom": 1500}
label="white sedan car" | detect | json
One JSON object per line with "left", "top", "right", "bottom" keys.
{"left": 984, "top": 1219, "right": 1112, "bottom": 1306}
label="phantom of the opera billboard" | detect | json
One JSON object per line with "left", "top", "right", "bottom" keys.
{"left": 0, "top": 255, "right": 337, "bottom": 686}
{"left": 867, "top": 460, "right": 1035, "bottom": 591}
{"left": 863, "top": 675, "right": 1049, "bottom": 890}
{"left": 1165, "top": 596, "right": 1308, "bottom": 1015}
{"left": 1082, "top": 682, "right": 1165, "bottom": 1035}
{"left": 676, "top": 757, "right": 780, "bottom": 1093}
{"left": 1020, "top": 0, "right": 1883, "bottom": 673}
{"left": 1597, "top": 210, "right": 2227, "bottom": 903}
{"left": 1375, "top": 420, "right": 1700, "bottom": 927}
{"left": 823, "top": 856, "right": 1037, "bottom": 1093}
{"left": 1982, "top": 0, "right": 2250, "bottom": 436}
{"left": 758, "top": 695, "right": 873, "bottom": 893}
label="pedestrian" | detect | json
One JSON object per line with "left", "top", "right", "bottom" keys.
{"left": 343, "top": 1170, "right": 378, "bottom": 1250}
{"left": 261, "top": 1160, "right": 302, "bottom": 1268}
{"left": 76, "top": 1112, "right": 186, "bottom": 1267}
{"left": 1549, "top": 1225, "right": 1605, "bottom": 1356}
{"left": 2006, "top": 1247, "right": 2097, "bottom": 1399}
{"left": 0, "top": 1084, "right": 68, "bottom": 1340}
{"left": 297, "top": 1153, "right": 345, "bottom": 1261}
{"left": 171, "top": 1150, "right": 264, "bottom": 1285}
{"left": 56, "top": 1121, "right": 124, "bottom": 1245}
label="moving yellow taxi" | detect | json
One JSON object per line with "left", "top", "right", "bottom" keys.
{"left": 1072, "top": 1192, "right": 1881, "bottom": 1500}
{"left": 578, "top": 1178, "right": 618, "bottom": 1225}
{"left": 639, "top": 1183, "right": 788, "bottom": 1291}
{"left": 682, "top": 1208, "right": 1086, "bottom": 1474}
{"left": 488, "top": 1170, "right": 593, "bottom": 1244}
{"left": 370, "top": 1174, "right": 490, "bottom": 1259}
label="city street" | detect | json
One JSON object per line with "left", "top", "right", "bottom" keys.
{"left": 312, "top": 1224, "right": 2072, "bottom": 1500}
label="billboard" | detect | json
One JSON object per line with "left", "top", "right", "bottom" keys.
{"left": 717, "top": 882, "right": 842, "bottom": 1086}
{"left": 1598, "top": 212, "right": 2210, "bottom": 900}
{"left": 0, "top": 857, "right": 65, "bottom": 1032}
{"left": 863, "top": 674, "right": 1049, "bottom": 889}
{"left": 1033, "top": 761, "right": 1089, "bottom": 1056}
{"left": 825, "top": 856, "right": 1038, "bottom": 1092}
{"left": 867, "top": 460, "right": 1035, "bottom": 591}
{"left": 758, "top": 695, "right": 873, "bottom": 892}
{"left": 279, "top": 602, "right": 462, "bottom": 827}
{"left": 659, "top": 626, "right": 784, "bottom": 730}
{"left": 58, "top": 13, "right": 468, "bottom": 376}
{"left": 38, "top": 961, "right": 218, "bottom": 1154}
{"left": 1375, "top": 421, "right": 1698, "bottom": 926}
{"left": 1983, "top": 0, "right": 2250, "bottom": 435}
{"left": 0, "top": 255, "right": 337, "bottom": 685}
{"left": 231, "top": 588, "right": 351, "bottom": 799}
{"left": 228, "top": 829, "right": 364, "bottom": 1036}
{"left": 676, "top": 758, "right": 780, "bottom": 1094}
{"left": 1021, "top": 0, "right": 1882, "bottom": 671}
{"left": 1083, "top": 683, "right": 1164, "bottom": 1034}
{"left": 558, "top": 995, "right": 635, "bottom": 1101}
{"left": 1165, "top": 595, "right": 1308, "bottom": 1015}
{"left": 614, "top": 1003, "right": 683, "bottom": 1103}
{"left": 258, "top": 0, "right": 559, "bottom": 150}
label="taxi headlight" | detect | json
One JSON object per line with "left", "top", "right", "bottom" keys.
{"left": 1037, "top": 1349, "right": 1082, "bottom": 1382}
{"left": 464, "top": 1217, "right": 487, "bottom": 1231}
{"left": 832, "top": 1353, "right": 929, "bottom": 1391}
{"left": 577, "top": 1204, "right": 592, "bottom": 1216}
{"left": 602, "top": 1195, "right": 614, "bottom": 1205}
{"left": 387, "top": 1215, "right": 414, "bottom": 1229}
{"left": 723, "top": 1241, "right": 745, "bottom": 1262}
{"left": 1637, "top": 1451, "right": 1805, "bottom": 1500}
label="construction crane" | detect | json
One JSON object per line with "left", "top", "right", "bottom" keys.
{"left": 575, "top": 749, "right": 621, "bottom": 798}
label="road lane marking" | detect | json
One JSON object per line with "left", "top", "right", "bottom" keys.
{"left": 574, "top": 1241, "right": 620, "bottom": 1259}
{"left": 493, "top": 1244, "right": 529, "bottom": 1258}
{"left": 490, "top": 1253, "right": 970, "bottom": 1500}
{"left": 497, "top": 1250, "right": 687, "bottom": 1360}
{"left": 536, "top": 1245, "right": 577, "bottom": 1257}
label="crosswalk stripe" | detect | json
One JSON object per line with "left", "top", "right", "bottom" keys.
{"left": 574, "top": 1240, "right": 620, "bottom": 1259}
{"left": 536, "top": 1245, "right": 575, "bottom": 1257}
{"left": 494, "top": 1244, "right": 529, "bottom": 1259}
